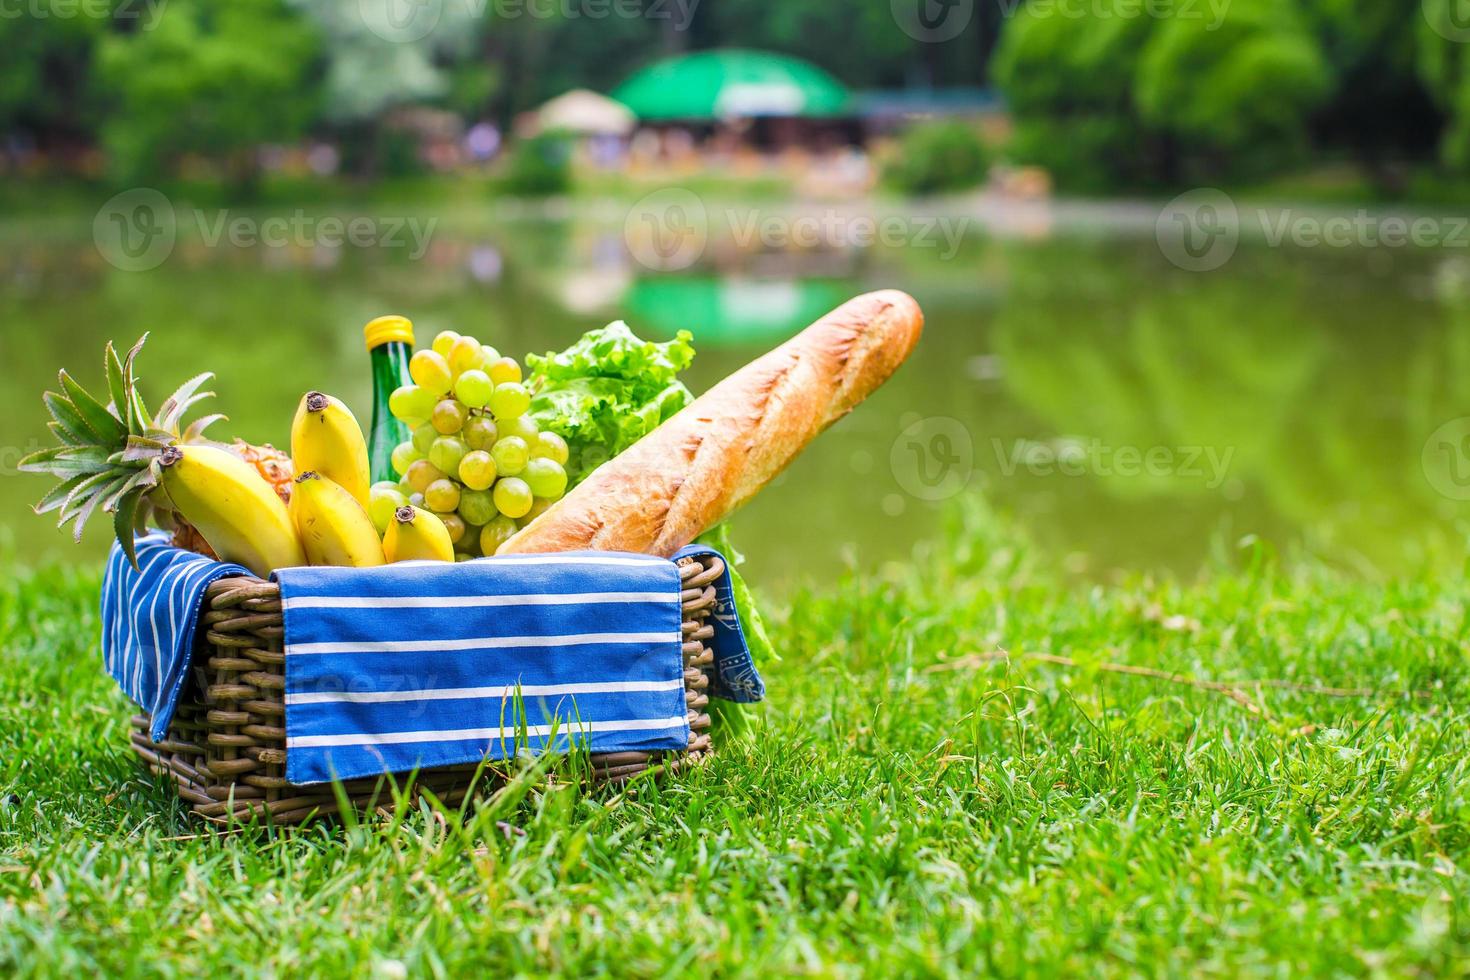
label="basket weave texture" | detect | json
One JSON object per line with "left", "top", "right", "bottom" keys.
{"left": 130, "top": 554, "right": 722, "bottom": 823}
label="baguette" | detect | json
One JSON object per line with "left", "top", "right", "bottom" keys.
{"left": 499, "top": 290, "right": 924, "bottom": 557}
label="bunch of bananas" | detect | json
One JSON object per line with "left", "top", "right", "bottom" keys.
{"left": 150, "top": 391, "right": 454, "bottom": 573}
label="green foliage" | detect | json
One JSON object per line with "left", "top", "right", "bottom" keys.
{"left": 0, "top": 8, "right": 111, "bottom": 140}
{"left": 498, "top": 131, "right": 572, "bottom": 198}
{"left": 881, "top": 121, "right": 990, "bottom": 196}
{"left": 990, "top": 8, "right": 1158, "bottom": 191}
{"left": 995, "top": 0, "right": 1333, "bottom": 188}
{"left": 1136, "top": 0, "right": 1331, "bottom": 181}
{"left": 96, "top": 0, "right": 321, "bottom": 186}
{"left": 2, "top": 507, "right": 1470, "bottom": 972}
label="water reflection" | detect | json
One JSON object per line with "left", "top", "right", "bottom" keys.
{"left": 2, "top": 206, "right": 1467, "bottom": 583}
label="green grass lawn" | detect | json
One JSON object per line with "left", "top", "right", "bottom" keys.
{"left": 1, "top": 504, "right": 1468, "bottom": 976}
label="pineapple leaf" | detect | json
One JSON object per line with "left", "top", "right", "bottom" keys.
{"left": 43, "top": 391, "right": 95, "bottom": 444}
{"left": 122, "top": 334, "right": 152, "bottom": 429}
{"left": 154, "top": 372, "right": 215, "bottom": 432}
{"left": 58, "top": 471, "right": 113, "bottom": 528}
{"left": 18, "top": 445, "right": 69, "bottom": 472}
{"left": 56, "top": 445, "right": 114, "bottom": 465}
{"left": 69, "top": 483, "right": 109, "bottom": 543}
{"left": 115, "top": 493, "right": 142, "bottom": 569}
{"left": 122, "top": 435, "right": 168, "bottom": 462}
{"left": 33, "top": 473, "right": 89, "bottom": 515}
{"left": 35, "top": 455, "right": 112, "bottom": 477}
{"left": 182, "top": 413, "right": 228, "bottom": 443}
{"left": 105, "top": 341, "right": 132, "bottom": 431}
{"left": 48, "top": 420, "right": 87, "bottom": 448}
{"left": 59, "top": 369, "right": 126, "bottom": 442}
{"left": 103, "top": 467, "right": 156, "bottom": 513}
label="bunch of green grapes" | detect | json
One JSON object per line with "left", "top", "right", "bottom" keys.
{"left": 365, "top": 330, "right": 569, "bottom": 560}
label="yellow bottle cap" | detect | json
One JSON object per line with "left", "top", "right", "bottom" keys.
{"left": 364, "top": 315, "right": 415, "bottom": 350}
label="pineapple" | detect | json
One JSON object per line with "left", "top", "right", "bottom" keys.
{"left": 171, "top": 440, "right": 293, "bottom": 559}
{"left": 18, "top": 334, "right": 282, "bottom": 566}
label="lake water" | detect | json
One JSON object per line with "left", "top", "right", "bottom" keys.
{"left": 4, "top": 197, "right": 1469, "bottom": 585}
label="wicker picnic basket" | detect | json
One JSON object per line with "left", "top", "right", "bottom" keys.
{"left": 129, "top": 553, "right": 722, "bottom": 824}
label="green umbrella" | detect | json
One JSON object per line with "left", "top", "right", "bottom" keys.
{"left": 612, "top": 48, "right": 851, "bottom": 121}
{"left": 625, "top": 277, "right": 851, "bottom": 347}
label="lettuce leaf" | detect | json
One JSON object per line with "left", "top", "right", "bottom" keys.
{"left": 527, "top": 322, "right": 695, "bottom": 485}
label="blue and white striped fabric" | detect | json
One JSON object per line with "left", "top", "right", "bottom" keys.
{"left": 101, "top": 532, "right": 252, "bottom": 741}
{"left": 100, "top": 534, "right": 764, "bottom": 787}
{"left": 276, "top": 552, "right": 693, "bottom": 785}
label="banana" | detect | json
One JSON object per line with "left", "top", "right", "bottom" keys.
{"left": 157, "top": 444, "right": 305, "bottom": 577}
{"left": 290, "top": 471, "right": 385, "bottom": 567}
{"left": 291, "top": 391, "right": 371, "bottom": 507}
{"left": 383, "top": 505, "right": 454, "bottom": 563}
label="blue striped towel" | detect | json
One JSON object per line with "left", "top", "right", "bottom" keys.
{"left": 101, "top": 535, "right": 763, "bottom": 786}
{"left": 102, "top": 532, "right": 253, "bottom": 742}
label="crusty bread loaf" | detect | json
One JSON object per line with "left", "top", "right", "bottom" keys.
{"left": 498, "top": 289, "right": 924, "bottom": 557}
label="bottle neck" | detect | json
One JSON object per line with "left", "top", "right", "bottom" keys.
{"left": 367, "top": 341, "right": 412, "bottom": 484}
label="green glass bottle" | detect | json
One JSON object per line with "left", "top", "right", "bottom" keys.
{"left": 363, "top": 314, "right": 415, "bottom": 484}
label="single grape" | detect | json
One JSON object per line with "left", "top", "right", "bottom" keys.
{"left": 369, "top": 485, "right": 409, "bottom": 533}
{"left": 447, "top": 336, "right": 485, "bottom": 377}
{"left": 425, "top": 478, "right": 462, "bottom": 513}
{"left": 496, "top": 415, "right": 538, "bottom": 443}
{"left": 489, "top": 381, "right": 531, "bottom": 419}
{"left": 458, "top": 487, "right": 497, "bottom": 525}
{"left": 372, "top": 479, "right": 401, "bottom": 492}
{"left": 491, "top": 436, "right": 529, "bottom": 476}
{"left": 481, "top": 345, "right": 501, "bottom": 365}
{"left": 531, "top": 431, "right": 570, "bottom": 465}
{"left": 439, "top": 512, "right": 467, "bottom": 545}
{"left": 463, "top": 415, "right": 498, "bottom": 451}
{"left": 458, "top": 449, "right": 497, "bottom": 490}
{"left": 409, "top": 491, "right": 426, "bottom": 508}
{"left": 479, "top": 514, "right": 518, "bottom": 555}
{"left": 487, "top": 356, "right": 522, "bottom": 386}
{"left": 524, "top": 457, "right": 568, "bottom": 500}
{"left": 431, "top": 330, "right": 461, "bottom": 357}
{"left": 404, "top": 459, "right": 445, "bottom": 494}
{"left": 390, "top": 442, "right": 421, "bottom": 476}
{"left": 409, "top": 350, "right": 453, "bottom": 396}
{"left": 411, "top": 422, "right": 438, "bottom": 454}
{"left": 455, "top": 552, "right": 474, "bottom": 563}
{"left": 454, "top": 369, "right": 493, "bottom": 409}
{"left": 389, "top": 384, "right": 436, "bottom": 425}
{"left": 428, "top": 436, "right": 467, "bottom": 476}
{"left": 431, "top": 398, "right": 467, "bottom": 434}
{"left": 492, "top": 477, "right": 533, "bottom": 519}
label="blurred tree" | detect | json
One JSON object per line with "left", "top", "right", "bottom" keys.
{"left": 995, "top": 0, "right": 1332, "bottom": 189}
{"left": 1135, "top": 0, "right": 1331, "bottom": 183}
{"left": 1301, "top": 0, "right": 1440, "bottom": 192}
{"left": 0, "top": 10, "right": 111, "bottom": 158}
{"left": 882, "top": 121, "right": 989, "bottom": 195}
{"left": 990, "top": 10, "right": 1158, "bottom": 192}
{"left": 1418, "top": 0, "right": 1470, "bottom": 171}
{"left": 97, "top": 0, "right": 320, "bottom": 190}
